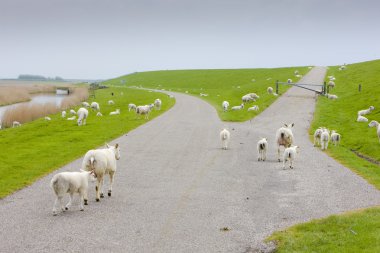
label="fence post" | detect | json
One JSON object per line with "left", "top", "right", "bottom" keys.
{"left": 359, "top": 84, "right": 362, "bottom": 92}
{"left": 276, "top": 80, "right": 279, "bottom": 94}
{"left": 323, "top": 82, "right": 326, "bottom": 95}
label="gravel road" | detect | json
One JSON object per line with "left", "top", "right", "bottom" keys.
{"left": 1, "top": 67, "right": 379, "bottom": 253}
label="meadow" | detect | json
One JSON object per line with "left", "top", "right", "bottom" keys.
{"left": 0, "top": 87, "right": 174, "bottom": 198}
{"left": 105, "top": 67, "right": 309, "bottom": 122}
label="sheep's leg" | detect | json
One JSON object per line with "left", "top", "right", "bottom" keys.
{"left": 99, "top": 176, "right": 105, "bottom": 198}
{"left": 283, "top": 159, "right": 286, "bottom": 169}
{"left": 52, "top": 197, "right": 60, "bottom": 215}
{"left": 83, "top": 188, "right": 88, "bottom": 206}
{"left": 108, "top": 171, "right": 115, "bottom": 197}
{"left": 263, "top": 151, "right": 266, "bottom": 161}
{"left": 95, "top": 177, "right": 101, "bottom": 202}
{"left": 79, "top": 190, "right": 85, "bottom": 211}
{"left": 313, "top": 138, "right": 316, "bottom": 147}
{"left": 277, "top": 146, "right": 281, "bottom": 162}
{"left": 65, "top": 193, "right": 74, "bottom": 210}
{"left": 59, "top": 196, "right": 65, "bottom": 212}
{"left": 290, "top": 159, "right": 293, "bottom": 169}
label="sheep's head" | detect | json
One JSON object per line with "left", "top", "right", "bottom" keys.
{"left": 369, "top": 106, "right": 375, "bottom": 111}
{"left": 369, "top": 120, "right": 379, "bottom": 128}
{"left": 107, "top": 143, "right": 121, "bottom": 160}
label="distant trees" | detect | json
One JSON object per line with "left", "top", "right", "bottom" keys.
{"left": 18, "top": 74, "right": 65, "bottom": 81}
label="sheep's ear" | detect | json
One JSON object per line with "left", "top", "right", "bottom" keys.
{"left": 291, "top": 123, "right": 295, "bottom": 127}
{"left": 115, "top": 143, "right": 119, "bottom": 148}
{"left": 284, "top": 123, "right": 288, "bottom": 127}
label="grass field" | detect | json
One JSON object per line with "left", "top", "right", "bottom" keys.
{"left": 0, "top": 87, "right": 174, "bottom": 198}
{"left": 105, "top": 67, "right": 309, "bottom": 122}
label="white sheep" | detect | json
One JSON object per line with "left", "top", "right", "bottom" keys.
{"left": 50, "top": 170, "right": 95, "bottom": 215}
{"left": 248, "top": 105, "right": 259, "bottom": 111}
{"left": 67, "top": 116, "right": 76, "bottom": 121}
{"left": 70, "top": 109, "right": 76, "bottom": 115}
{"left": 321, "top": 128, "right": 330, "bottom": 150}
{"left": 328, "top": 81, "right": 335, "bottom": 89}
{"left": 96, "top": 112, "right": 103, "bottom": 117}
{"left": 287, "top": 79, "right": 292, "bottom": 83}
{"left": 200, "top": 93, "right": 208, "bottom": 97}
{"left": 45, "top": 117, "right": 51, "bottom": 121}
{"left": 61, "top": 111, "right": 66, "bottom": 118}
{"left": 222, "top": 101, "right": 229, "bottom": 112}
{"left": 276, "top": 123, "right": 294, "bottom": 161}
{"left": 368, "top": 120, "right": 380, "bottom": 143}
{"left": 242, "top": 94, "right": 253, "bottom": 103}
{"left": 294, "top": 70, "right": 299, "bottom": 75}
{"left": 331, "top": 130, "right": 341, "bottom": 146}
{"left": 283, "top": 146, "right": 300, "bottom": 169}
{"left": 109, "top": 109, "right": 120, "bottom": 115}
{"left": 267, "top": 87, "right": 273, "bottom": 94}
{"left": 295, "top": 74, "right": 302, "bottom": 78}
{"left": 220, "top": 128, "right": 230, "bottom": 150}
{"left": 136, "top": 105, "right": 151, "bottom": 119}
{"left": 108, "top": 100, "right": 115, "bottom": 105}
{"left": 313, "top": 127, "right": 323, "bottom": 147}
{"left": 357, "top": 115, "right": 368, "bottom": 122}
{"left": 12, "top": 121, "right": 21, "bottom": 127}
{"left": 358, "top": 106, "right": 375, "bottom": 116}
{"left": 327, "top": 94, "right": 338, "bottom": 100}
{"left": 154, "top": 99, "right": 162, "bottom": 110}
{"left": 90, "top": 102, "right": 100, "bottom": 111}
{"left": 81, "top": 143, "right": 120, "bottom": 201}
{"left": 128, "top": 103, "right": 137, "bottom": 112}
{"left": 82, "top": 102, "right": 90, "bottom": 108}
{"left": 231, "top": 103, "right": 244, "bottom": 111}
{"left": 77, "top": 107, "right": 89, "bottom": 126}
{"left": 257, "top": 138, "right": 268, "bottom": 161}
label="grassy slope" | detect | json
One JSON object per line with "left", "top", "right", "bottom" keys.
{"left": 105, "top": 67, "right": 309, "bottom": 122}
{"left": 0, "top": 87, "right": 174, "bottom": 198}
{"left": 269, "top": 59, "right": 380, "bottom": 252}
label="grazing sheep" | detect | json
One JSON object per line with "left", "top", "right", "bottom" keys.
{"left": 12, "top": 121, "right": 21, "bottom": 127}
{"left": 136, "top": 105, "right": 151, "bottom": 119}
{"left": 283, "top": 146, "right": 300, "bottom": 169}
{"left": 45, "top": 117, "right": 51, "bottom": 121}
{"left": 220, "top": 128, "right": 230, "bottom": 150}
{"left": 81, "top": 144, "right": 121, "bottom": 201}
{"left": 50, "top": 170, "right": 95, "bottom": 215}
{"left": 77, "top": 107, "right": 89, "bottom": 126}
{"left": 327, "top": 94, "right": 338, "bottom": 100}
{"left": 358, "top": 106, "right": 375, "bottom": 116}
{"left": 294, "top": 70, "right": 299, "bottom": 75}
{"left": 248, "top": 105, "right": 259, "bottom": 111}
{"left": 328, "top": 81, "right": 335, "bottom": 89}
{"left": 67, "top": 116, "right": 76, "bottom": 121}
{"left": 295, "top": 74, "right": 302, "bottom": 78}
{"left": 61, "top": 111, "right": 66, "bottom": 118}
{"left": 242, "top": 93, "right": 260, "bottom": 103}
{"left": 276, "top": 123, "right": 294, "bottom": 161}
{"left": 96, "top": 112, "right": 103, "bottom": 117}
{"left": 154, "top": 99, "right": 162, "bottom": 110}
{"left": 257, "top": 138, "right": 268, "bottom": 161}
{"left": 128, "top": 103, "right": 137, "bottom": 112}
{"left": 109, "top": 109, "right": 120, "bottom": 115}
{"left": 313, "top": 127, "right": 323, "bottom": 147}
{"left": 267, "top": 87, "right": 273, "bottom": 94}
{"left": 90, "top": 102, "right": 100, "bottom": 111}
{"left": 368, "top": 120, "right": 380, "bottom": 143}
{"left": 70, "top": 109, "right": 76, "bottom": 115}
{"left": 82, "top": 102, "right": 90, "bottom": 108}
{"left": 200, "top": 93, "right": 208, "bottom": 97}
{"left": 222, "top": 101, "right": 229, "bottom": 112}
{"left": 331, "top": 130, "right": 341, "bottom": 146}
{"left": 287, "top": 79, "right": 292, "bottom": 83}
{"left": 321, "top": 128, "right": 330, "bottom": 150}
{"left": 231, "top": 103, "right": 244, "bottom": 111}
{"left": 108, "top": 100, "right": 115, "bottom": 105}
{"left": 357, "top": 115, "right": 369, "bottom": 122}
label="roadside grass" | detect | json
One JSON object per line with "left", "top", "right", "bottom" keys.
{"left": 105, "top": 67, "right": 309, "bottom": 122}
{"left": 0, "top": 87, "right": 174, "bottom": 198}
{"left": 267, "top": 207, "right": 380, "bottom": 253}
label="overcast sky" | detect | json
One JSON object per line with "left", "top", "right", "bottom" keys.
{"left": 1, "top": 0, "right": 379, "bottom": 79}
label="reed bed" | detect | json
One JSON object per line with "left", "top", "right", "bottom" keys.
{"left": 0, "top": 87, "right": 31, "bottom": 106}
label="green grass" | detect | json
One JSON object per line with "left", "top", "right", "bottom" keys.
{"left": 268, "top": 207, "right": 380, "bottom": 253}
{"left": 0, "top": 87, "right": 174, "bottom": 198}
{"left": 105, "top": 67, "right": 309, "bottom": 122}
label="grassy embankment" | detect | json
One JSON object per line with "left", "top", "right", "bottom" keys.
{"left": 0, "top": 87, "right": 174, "bottom": 198}
{"left": 105, "top": 67, "right": 309, "bottom": 122}
{"left": 268, "top": 59, "right": 380, "bottom": 252}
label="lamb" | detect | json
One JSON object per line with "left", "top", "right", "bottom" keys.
{"left": 109, "top": 109, "right": 120, "bottom": 115}
{"left": 154, "top": 99, "right": 162, "bottom": 110}
{"left": 257, "top": 138, "right": 268, "bottom": 161}
{"left": 50, "top": 170, "right": 95, "bottom": 215}
{"left": 61, "top": 111, "right": 66, "bottom": 118}
{"left": 90, "top": 102, "right": 100, "bottom": 111}
{"left": 321, "top": 128, "right": 330, "bottom": 150}
{"left": 294, "top": 70, "right": 299, "bottom": 75}
{"left": 328, "top": 81, "right": 335, "bottom": 89}
{"left": 330, "top": 130, "right": 341, "bottom": 146}
{"left": 136, "top": 105, "right": 151, "bottom": 119}
{"left": 368, "top": 120, "right": 380, "bottom": 143}
{"left": 67, "top": 116, "right": 76, "bottom": 121}
{"left": 96, "top": 112, "right": 103, "bottom": 117}
{"left": 220, "top": 128, "right": 230, "bottom": 150}
{"left": 248, "top": 105, "right": 259, "bottom": 111}
{"left": 357, "top": 115, "right": 368, "bottom": 122}
{"left": 283, "top": 146, "right": 300, "bottom": 169}
{"left": 82, "top": 102, "right": 90, "bottom": 108}
{"left": 231, "top": 103, "right": 244, "bottom": 111}
{"left": 128, "top": 103, "right": 137, "bottom": 112}
{"left": 200, "top": 93, "right": 208, "bottom": 97}
{"left": 276, "top": 123, "right": 294, "bottom": 161}
{"left": 77, "top": 107, "right": 89, "bottom": 126}
{"left": 70, "top": 109, "right": 76, "bottom": 115}
{"left": 327, "top": 94, "right": 338, "bottom": 100}
{"left": 287, "top": 79, "right": 292, "bottom": 83}
{"left": 358, "top": 106, "right": 375, "bottom": 116}
{"left": 12, "top": 121, "right": 21, "bottom": 127}
{"left": 222, "top": 101, "right": 229, "bottom": 112}
{"left": 45, "top": 117, "right": 51, "bottom": 121}
{"left": 242, "top": 93, "right": 260, "bottom": 103}
{"left": 81, "top": 143, "right": 120, "bottom": 201}
{"left": 313, "top": 127, "right": 323, "bottom": 147}
{"left": 267, "top": 87, "right": 273, "bottom": 94}
{"left": 108, "top": 100, "right": 115, "bottom": 105}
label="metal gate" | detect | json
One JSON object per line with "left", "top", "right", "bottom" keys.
{"left": 275, "top": 80, "right": 327, "bottom": 95}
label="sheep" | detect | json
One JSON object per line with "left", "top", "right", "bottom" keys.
{"left": 90, "top": 102, "right": 100, "bottom": 111}
{"left": 331, "top": 130, "right": 341, "bottom": 146}
{"left": 81, "top": 143, "right": 120, "bottom": 201}
{"left": 128, "top": 103, "right": 137, "bottom": 112}
{"left": 357, "top": 115, "right": 369, "bottom": 122}
{"left": 220, "top": 128, "right": 230, "bottom": 150}
{"left": 294, "top": 70, "right": 299, "bottom": 75}
{"left": 154, "top": 99, "right": 162, "bottom": 110}
{"left": 358, "top": 106, "right": 375, "bottom": 116}
{"left": 222, "top": 101, "right": 229, "bottom": 112}
{"left": 295, "top": 74, "right": 302, "bottom": 78}
{"left": 248, "top": 105, "right": 259, "bottom": 111}
{"left": 96, "top": 112, "right": 103, "bottom": 117}
{"left": 249, "top": 93, "right": 260, "bottom": 100}
{"left": 273, "top": 93, "right": 278, "bottom": 96}
{"left": 61, "top": 111, "right": 66, "bottom": 118}
{"left": 136, "top": 105, "right": 151, "bottom": 119}
{"left": 231, "top": 103, "right": 244, "bottom": 111}
{"left": 45, "top": 117, "right": 51, "bottom": 121}
{"left": 70, "top": 109, "right": 76, "bottom": 115}
{"left": 267, "top": 87, "right": 273, "bottom": 94}
{"left": 77, "top": 107, "right": 89, "bottom": 126}
{"left": 50, "top": 170, "right": 95, "bottom": 215}
{"left": 287, "top": 79, "right": 292, "bottom": 83}
{"left": 313, "top": 127, "right": 323, "bottom": 147}
{"left": 67, "top": 116, "right": 76, "bottom": 121}
{"left": 328, "top": 81, "right": 335, "bottom": 89}
{"left": 257, "top": 138, "right": 268, "bottom": 161}
{"left": 276, "top": 123, "right": 294, "bottom": 161}
{"left": 321, "top": 128, "right": 330, "bottom": 150}
{"left": 326, "top": 94, "right": 338, "bottom": 100}
{"left": 108, "top": 100, "right": 115, "bottom": 105}
{"left": 242, "top": 94, "right": 254, "bottom": 103}
{"left": 200, "top": 93, "right": 208, "bottom": 97}
{"left": 12, "top": 121, "right": 21, "bottom": 127}
{"left": 368, "top": 120, "right": 380, "bottom": 143}
{"left": 82, "top": 102, "right": 90, "bottom": 108}
{"left": 109, "top": 109, "right": 120, "bottom": 115}
{"left": 283, "top": 146, "right": 300, "bottom": 169}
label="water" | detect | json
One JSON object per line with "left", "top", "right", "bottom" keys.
{"left": 0, "top": 94, "right": 69, "bottom": 119}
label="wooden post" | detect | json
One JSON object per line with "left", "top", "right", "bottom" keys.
{"left": 323, "top": 82, "right": 327, "bottom": 95}
{"left": 359, "top": 84, "right": 362, "bottom": 92}
{"left": 276, "top": 80, "right": 279, "bottom": 94}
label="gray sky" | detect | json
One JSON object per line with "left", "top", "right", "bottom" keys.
{"left": 1, "top": 0, "right": 379, "bottom": 79}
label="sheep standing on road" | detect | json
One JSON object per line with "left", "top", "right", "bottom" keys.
{"left": 321, "top": 128, "right": 330, "bottom": 150}
{"left": 154, "top": 99, "right": 162, "bottom": 110}
{"left": 331, "top": 130, "right": 341, "bottom": 146}
{"left": 81, "top": 144, "right": 120, "bottom": 201}
{"left": 276, "top": 123, "right": 294, "bottom": 161}
{"left": 257, "top": 138, "right": 268, "bottom": 161}
{"left": 314, "top": 127, "right": 323, "bottom": 147}
{"left": 357, "top": 115, "right": 369, "bottom": 122}
{"left": 222, "top": 101, "right": 229, "bottom": 112}
{"left": 220, "top": 128, "right": 230, "bottom": 150}
{"left": 77, "top": 107, "right": 89, "bottom": 126}
{"left": 231, "top": 103, "right": 244, "bottom": 111}
{"left": 368, "top": 120, "right": 380, "bottom": 143}
{"left": 90, "top": 102, "right": 100, "bottom": 111}
{"left": 358, "top": 106, "right": 375, "bottom": 116}
{"left": 50, "top": 170, "right": 95, "bottom": 215}
{"left": 283, "top": 146, "right": 300, "bottom": 169}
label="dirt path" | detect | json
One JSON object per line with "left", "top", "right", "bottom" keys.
{"left": 1, "top": 67, "right": 379, "bottom": 252}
